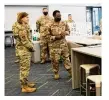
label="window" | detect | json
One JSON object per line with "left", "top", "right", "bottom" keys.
{"left": 86, "top": 7, "right": 102, "bottom": 34}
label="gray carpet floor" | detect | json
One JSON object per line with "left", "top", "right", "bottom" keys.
{"left": 5, "top": 47, "right": 81, "bottom": 96}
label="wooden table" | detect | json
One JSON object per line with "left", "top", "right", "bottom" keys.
{"left": 71, "top": 46, "right": 101, "bottom": 89}
{"left": 66, "top": 36, "right": 101, "bottom": 46}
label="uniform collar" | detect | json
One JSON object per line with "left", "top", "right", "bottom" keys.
{"left": 43, "top": 15, "right": 49, "bottom": 18}
{"left": 52, "top": 20, "right": 62, "bottom": 26}
{"left": 68, "top": 19, "right": 73, "bottom": 23}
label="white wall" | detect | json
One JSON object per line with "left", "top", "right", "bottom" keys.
{"left": 5, "top": 4, "right": 101, "bottom": 35}
{"left": 48, "top": 5, "right": 62, "bottom": 17}
{"left": 49, "top": 5, "right": 87, "bottom": 22}
{"left": 5, "top": 5, "right": 47, "bottom": 31}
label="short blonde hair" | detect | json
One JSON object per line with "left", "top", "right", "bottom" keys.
{"left": 17, "top": 12, "right": 28, "bottom": 24}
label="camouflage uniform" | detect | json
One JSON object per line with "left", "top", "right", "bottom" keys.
{"left": 48, "top": 21, "right": 71, "bottom": 74}
{"left": 65, "top": 20, "right": 76, "bottom": 33}
{"left": 12, "top": 22, "right": 19, "bottom": 59}
{"left": 12, "top": 22, "right": 33, "bottom": 85}
{"left": 12, "top": 13, "right": 21, "bottom": 61}
{"left": 65, "top": 19, "right": 73, "bottom": 23}
{"left": 36, "top": 16, "right": 52, "bottom": 62}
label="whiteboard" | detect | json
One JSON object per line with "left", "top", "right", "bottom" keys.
{"left": 5, "top": 5, "right": 48, "bottom": 31}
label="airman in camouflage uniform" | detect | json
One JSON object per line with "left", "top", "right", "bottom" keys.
{"left": 36, "top": 8, "right": 52, "bottom": 63}
{"left": 48, "top": 10, "right": 72, "bottom": 79}
{"left": 65, "top": 14, "right": 76, "bottom": 35}
{"left": 12, "top": 13, "right": 21, "bottom": 63}
{"left": 65, "top": 14, "right": 74, "bottom": 23}
{"left": 12, "top": 12, "right": 36, "bottom": 92}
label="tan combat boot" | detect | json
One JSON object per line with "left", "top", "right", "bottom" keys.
{"left": 27, "top": 82, "right": 36, "bottom": 87}
{"left": 26, "top": 79, "right": 36, "bottom": 87}
{"left": 21, "top": 85, "right": 36, "bottom": 93}
{"left": 54, "top": 73, "right": 60, "bottom": 80}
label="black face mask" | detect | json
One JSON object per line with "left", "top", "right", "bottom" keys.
{"left": 55, "top": 17, "right": 61, "bottom": 22}
{"left": 43, "top": 12, "right": 48, "bottom": 16}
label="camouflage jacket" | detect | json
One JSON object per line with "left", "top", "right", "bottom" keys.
{"left": 12, "top": 22, "right": 33, "bottom": 54}
{"left": 36, "top": 15, "right": 52, "bottom": 37}
{"left": 48, "top": 20, "right": 70, "bottom": 48}
{"left": 65, "top": 19, "right": 75, "bottom": 23}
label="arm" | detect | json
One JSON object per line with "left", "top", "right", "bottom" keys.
{"left": 48, "top": 25, "right": 56, "bottom": 42}
{"left": 65, "top": 23, "right": 70, "bottom": 35}
{"left": 12, "top": 23, "right": 19, "bottom": 39}
{"left": 27, "top": 25, "right": 33, "bottom": 42}
{"left": 36, "top": 18, "right": 41, "bottom": 32}
{"left": 60, "top": 23, "right": 70, "bottom": 37}
{"left": 48, "top": 27, "right": 63, "bottom": 42}
{"left": 19, "top": 29, "right": 34, "bottom": 51}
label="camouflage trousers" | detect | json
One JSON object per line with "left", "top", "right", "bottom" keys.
{"left": 40, "top": 36, "right": 50, "bottom": 61}
{"left": 49, "top": 42, "right": 71, "bottom": 73}
{"left": 19, "top": 52, "right": 31, "bottom": 85}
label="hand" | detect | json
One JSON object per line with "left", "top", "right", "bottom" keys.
{"left": 14, "top": 36, "right": 18, "bottom": 39}
{"left": 61, "top": 31, "right": 69, "bottom": 36}
{"left": 28, "top": 48, "right": 35, "bottom": 52}
{"left": 60, "top": 31, "right": 66, "bottom": 37}
{"left": 55, "top": 35, "right": 62, "bottom": 39}
{"left": 37, "top": 37, "right": 40, "bottom": 41}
